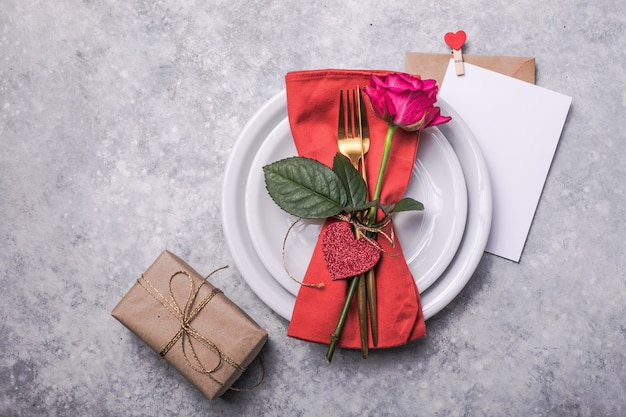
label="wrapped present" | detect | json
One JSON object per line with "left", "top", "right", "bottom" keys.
{"left": 112, "top": 250, "right": 268, "bottom": 400}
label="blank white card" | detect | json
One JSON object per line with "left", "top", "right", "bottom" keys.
{"left": 440, "top": 59, "right": 572, "bottom": 262}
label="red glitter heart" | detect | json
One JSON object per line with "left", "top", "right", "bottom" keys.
{"left": 444, "top": 30, "right": 466, "bottom": 50}
{"left": 322, "top": 222, "right": 381, "bottom": 281}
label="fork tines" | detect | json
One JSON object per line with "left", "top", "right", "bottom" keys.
{"left": 339, "top": 87, "right": 366, "bottom": 139}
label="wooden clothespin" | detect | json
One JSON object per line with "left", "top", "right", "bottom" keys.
{"left": 444, "top": 30, "right": 467, "bottom": 76}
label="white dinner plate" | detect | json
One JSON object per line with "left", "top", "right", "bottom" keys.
{"left": 245, "top": 116, "right": 468, "bottom": 296}
{"left": 222, "top": 90, "right": 492, "bottom": 321}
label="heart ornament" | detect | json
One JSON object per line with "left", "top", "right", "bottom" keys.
{"left": 444, "top": 30, "right": 466, "bottom": 50}
{"left": 322, "top": 222, "right": 381, "bottom": 280}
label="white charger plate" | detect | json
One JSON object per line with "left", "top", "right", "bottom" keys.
{"left": 222, "top": 90, "right": 492, "bottom": 321}
{"left": 245, "top": 116, "right": 468, "bottom": 296}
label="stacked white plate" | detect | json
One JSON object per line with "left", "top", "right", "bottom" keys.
{"left": 222, "top": 91, "right": 492, "bottom": 321}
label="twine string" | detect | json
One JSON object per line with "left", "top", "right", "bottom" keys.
{"left": 281, "top": 219, "right": 324, "bottom": 288}
{"left": 333, "top": 213, "right": 397, "bottom": 252}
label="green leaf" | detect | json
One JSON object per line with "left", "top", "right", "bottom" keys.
{"left": 263, "top": 156, "right": 348, "bottom": 218}
{"left": 331, "top": 153, "right": 368, "bottom": 208}
{"left": 390, "top": 197, "right": 424, "bottom": 213}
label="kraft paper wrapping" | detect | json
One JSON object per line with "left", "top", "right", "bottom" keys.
{"left": 405, "top": 52, "right": 536, "bottom": 86}
{"left": 112, "top": 250, "right": 268, "bottom": 400}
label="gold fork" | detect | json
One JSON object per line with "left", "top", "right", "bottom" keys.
{"left": 337, "top": 87, "right": 370, "bottom": 178}
{"left": 337, "top": 87, "right": 373, "bottom": 357}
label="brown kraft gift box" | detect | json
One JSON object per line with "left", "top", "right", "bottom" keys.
{"left": 112, "top": 250, "right": 268, "bottom": 400}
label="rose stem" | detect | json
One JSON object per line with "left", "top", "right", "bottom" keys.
{"left": 326, "top": 276, "right": 360, "bottom": 363}
{"left": 368, "top": 124, "right": 397, "bottom": 220}
{"left": 326, "top": 124, "right": 397, "bottom": 361}
{"left": 365, "top": 123, "right": 397, "bottom": 347}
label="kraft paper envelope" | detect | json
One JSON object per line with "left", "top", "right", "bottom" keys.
{"left": 405, "top": 52, "right": 536, "bottom": 86}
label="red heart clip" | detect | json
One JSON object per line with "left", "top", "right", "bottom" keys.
{"left": 444, "top": 30, "right": 466, "bottom": 51}
{"left": 322, "top": 222, "right": 381, "bottom": 280}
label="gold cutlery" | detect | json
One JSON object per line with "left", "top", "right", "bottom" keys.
{"left": 337, "top": 87, "right": 370, "bottom": 173}
{"left": 336, "top": 87, "right": 375, "bottom": 357}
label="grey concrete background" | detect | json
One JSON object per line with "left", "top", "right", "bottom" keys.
{"left": 1, "top": 1, "right": 624, "bottom": 416}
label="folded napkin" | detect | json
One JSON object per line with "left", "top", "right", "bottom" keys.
{"left": 285, "top": 70, "right": 426, "bottom": 349}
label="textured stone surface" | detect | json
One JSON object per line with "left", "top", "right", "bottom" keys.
{"left": 1, "top": 1, "right": 625, "bottom": 416}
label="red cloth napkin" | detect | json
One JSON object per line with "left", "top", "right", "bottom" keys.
{"left": 285, "top": 70, "right": 426, "bottom": 349}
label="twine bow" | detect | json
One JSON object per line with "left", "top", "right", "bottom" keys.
{"left": 137, "top": 267, "right": 250, "bottom": 388}
{"left": 333, "top": 213, "right": 396, "bottom": 250}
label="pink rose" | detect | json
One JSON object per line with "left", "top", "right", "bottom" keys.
{"left": 363, "top": 72, "right": 451, "bottom": 131}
